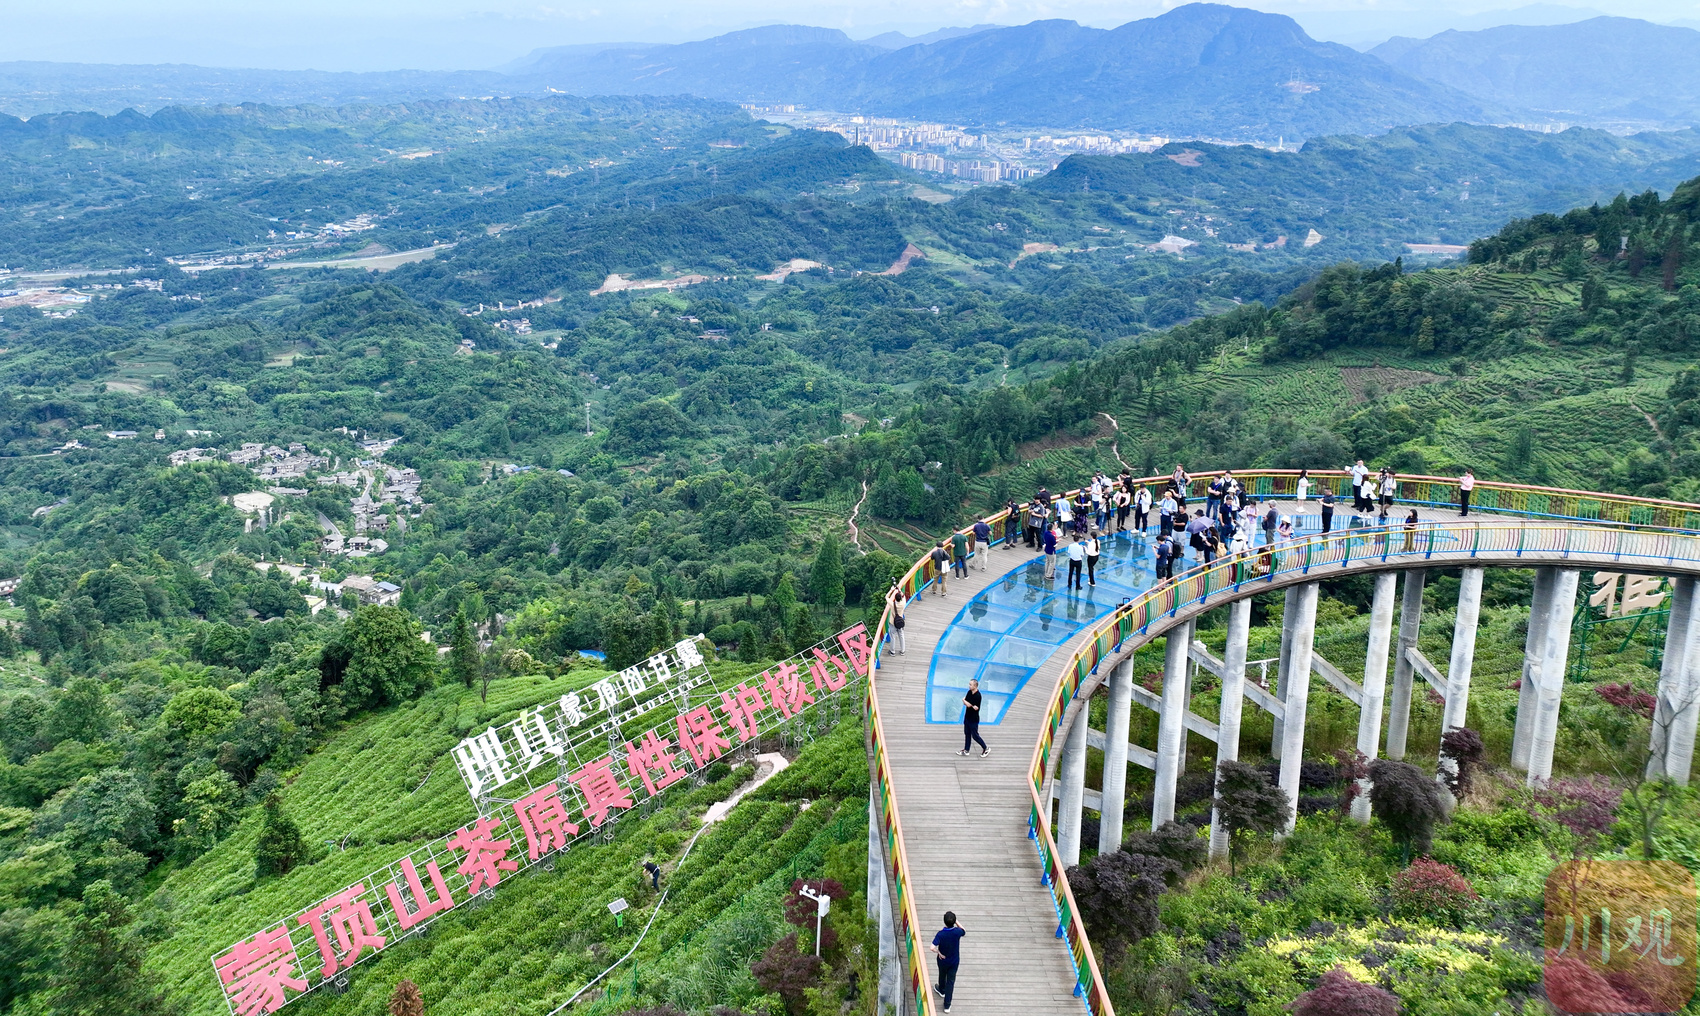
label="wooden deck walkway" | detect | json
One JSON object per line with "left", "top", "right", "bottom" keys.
{"left": 870, "top": 498, "right": 1495, "bottom": 1015}
{"left": 874, "top": 542, "right": 1088, "bottom": 1016}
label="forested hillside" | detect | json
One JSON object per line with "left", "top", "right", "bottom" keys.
{"left": 0, "top": 78, "right": 1698, "bottom": 1016}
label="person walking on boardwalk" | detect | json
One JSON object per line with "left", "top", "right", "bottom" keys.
{"left": 958, "top": 682, "right": 988, "bottom": 758}
{"left": 1320, "top": 488, "right": 1336, "bottom": 534}
{"left": 951, "top": 529, "right": 969, "bottom": 579}
{"left": 890, "top": 581, "right": 907, "bottom": 655}
{"left": 931, "top": 911, "right": 967, "bottom": 1013}
{"left": 1085, "top": 528, "right": 1102, "bottom": 586}
{"left": 1459, "top": 468, "right": 1475, "bottom": 517}
{"left": 973, "top": 517, "right": 992, "bottom": 571}
{"left": 1296, "top": 468, "right": 1311, "bottom": 505}
{"left": 1043, "top": 524, "right": 1059, "bottom": 579}
{"left": 931, "top": 542, "right": 950, "bottom": 597}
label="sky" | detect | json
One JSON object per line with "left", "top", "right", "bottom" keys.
{"left": 3, "top": 0, "right": 1698, "bottom": 72}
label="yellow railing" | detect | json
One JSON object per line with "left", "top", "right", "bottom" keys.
{"left": 865, "top": 471, "right": 1700, "bottom": 1016}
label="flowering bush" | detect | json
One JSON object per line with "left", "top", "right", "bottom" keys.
{"left": 1597, "top": 682, "right": 1656, "bottom": 718}
{"left": 1289, "top": 967, "right": 1399, "bottom": 1016}
{"left": 1390, "top": 858, "right": 1477, "bottom": 923}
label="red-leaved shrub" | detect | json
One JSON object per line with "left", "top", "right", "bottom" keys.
{"left": 1533, "top": 775, "right": 1622, "bottom": 848}
{"left": 750, "top": 933, "right": 823, "bottom": 1016}
{"left": 1597, "top": 682, "right": 1656, "bottom": 718}
{"left": 1289, "top": 968, "right": 1399, "bottom": 1016}
{"left": 1390, "top": 858, "right": 1477, "bottom": 923}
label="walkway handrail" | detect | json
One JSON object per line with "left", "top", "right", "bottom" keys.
{"left": 865, "top": 468, "right": 1700, "bottom": 1016}
{"left": 1030, "top": 519, "right": 1700, "bottom": 808}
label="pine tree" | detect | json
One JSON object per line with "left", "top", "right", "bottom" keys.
{"left": 448, "top": 609, "right": 479, "bottom": 689}
{"left": 254, "top": 793, "right": 308, "bottom": 878}
{"left": 51, "top": 880, "right": 171, "bottom": 1016}
{"left": 389, "top": 979, "right": 425, "bottom": 1016}
{"left": 810, "top": 534, "right": 846, "bottom": 609}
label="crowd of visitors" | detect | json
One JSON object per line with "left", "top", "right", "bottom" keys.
{"left": 915, "top": 466, "right": 1480, "bottom": 598}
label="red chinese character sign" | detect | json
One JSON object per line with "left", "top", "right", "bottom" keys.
{"left": 1545, "top": 860, "right": 1697, "bottom": 1014}
{"left": 212, "top": 626, "right": 869, "bottom": 1016}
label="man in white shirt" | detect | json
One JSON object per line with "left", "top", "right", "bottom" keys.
{"left": 1349, "top": 459, "right": 1369, "bottom": 512}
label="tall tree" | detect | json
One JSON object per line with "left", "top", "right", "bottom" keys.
{"left": 343, "top": 605, "right": 438, "bottom": 709}
{"left": 448, "top": 609, "right": 479, "bottom": 690}
{"left": 50, "top": 880, "right": 173, "bottom": 1016}
{"left": 810, "top": 534, "right": 846, "bottom": 609}
{"left": 254, "top": 793, "right": 308, "bottom": 879}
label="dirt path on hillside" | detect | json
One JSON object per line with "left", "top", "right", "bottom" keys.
{"left": 847, "top": 480, "right": 868, "bottom": 551}
{"left": 1098, "top": 412, "right": 1131, "bottom": 471}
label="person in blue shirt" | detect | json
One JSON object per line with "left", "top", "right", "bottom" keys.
{"left": 973, "top": 518, "right": 992, "bottom": 571}
{"left": 931, "top": 911, "right": 967, "bottom": 1013}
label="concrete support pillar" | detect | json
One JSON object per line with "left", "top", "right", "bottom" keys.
{"left": 1271, "top": 585, "right": 1299, "bottom": 759}
{"left": 1057, "top": 702, "right": 1089, "bottom": 867}
{"left": 1527, "top": 569, "right": 1582, "bottom": 785}
{"left": 1386, "top": 570, "right": 1427, "bottom": 761}
{"left": 1276, "top": 583, "right": 1320, "bottom": 836}
{"left": 1152, "top": 619, "right": 1195, "bottom": 828}
{"left": 1352, "top": 572, "right": 1397, "bottom": 823}
{"left": 1209, "top": 599, "right": 1252, "bottom": 861}
{"left": 1438, "top": 567, "right": 1485, "bottom": 789}
{"left": 1098, "top": 659, "right": 1134, "bottom": 854}
{"left": 1650, "top": 576, "right": 1700, "bottom": 784}
{"left": 1512, "top": 568, "right": 1557, "bottom": 770}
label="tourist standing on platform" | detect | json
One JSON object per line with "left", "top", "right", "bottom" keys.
{"left": 1277, "top": 515, "right": 1295, "bottom": 542}
{"left": 1066, "top": 534, "right": 1086, "bottom": 590}
{"left": 1262, "top": 502, "right": 1279, "bottom": 546}
{"left": 890, "top": 582, "right": 907, "bottom": 655}
{"left": 1135, "top": 485, "right": 1152, "bottom": 532}
{"left": 1154, "top": 533, "right": 1172, "bottom": 580}
{"left": 1159, "top": 488, "right": 1177, "bottom": 537}
{"left": 1043, "top": 524, "right": 1059, "bottom": 579}
{"left": 1379, "top": 469, "right": 1396, "bottom": 521}
{"left": 931, "top": 912, "right": 967, "bottom": 1012}
{"left": 931, "top": 542, "right": 950, "bottom": 597}
{"left": 973, "top": 517, "right": 991, "bottom": 571}
{"left": 1459, "top": 468, "right": 1475, "bottom": 517}
{"left": 1025, "top": 500, "right": 1044, "bottom": 549}
{"left": 1350, "top": 459, "right": 1369, "bottom": 512}
{"left": 1114, "top": 486, "right": 1131, "bottom": 533}
{"left": 1296, "top": 468, "right": 1311, "bottom": 504}
{"left": 958, "top": 681, "right": 988, "bottom": 758}
{"left": 951, "top": 529, "right": 969, "bottom": 579}
{"left": 1320, "top": 488, "right": 1336, "bottom": 534}
{"left": 1206, "top": 474, "right": 1225, "bottom": 520}
{"left": 1403, "top": 508, "right": 1420, "bottom": 551}
{"left": 1362, "top": 473, "right": 1379, "bottom": 519}
{"left": 1086, "top": 528, "right": 1102, "bottom": 585}
{"left": 1172, "top": 463, "right": 1189, "bottom": 494}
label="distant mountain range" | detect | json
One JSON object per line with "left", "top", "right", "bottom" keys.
{"left": 511, "top": 5, "right": 1495, "bottom": 140}
{"left": 1371, "top": 18, "right": 1700, "bottom": 127}
{"left": 5, "top": 4, "right": 1700, "bottom": 139}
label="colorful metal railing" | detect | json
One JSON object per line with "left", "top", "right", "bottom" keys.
{"left": 863, "top": 635, "right": 936, "bottom": 1016}
{"left": 868, "top": 468, "right": 1700, "bottom": 1016}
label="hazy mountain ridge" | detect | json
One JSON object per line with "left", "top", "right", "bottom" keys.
{"left": 1371, "top": 18, "right": 1700, "bottom": 127}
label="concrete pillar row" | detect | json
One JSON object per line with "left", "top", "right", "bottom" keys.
{"left": 1276, "top": 583, "right": 1320, "bottom": 836}
{"left": 1208, "top": 599, "right": 1252, "bottom": 861}
{"left": 1152, "top": 619, "right": 1195, "bottom": 828}
{"left": 1057, "top": 697, "right": 1090, "bottom": 867}
{"left": 1512, "top": 567, "right": 1558, "bottom": 770}
{"left": 1437, "top": 567, "right": 1486, "bottom": 786}
{"left": 1098, "top": 659, "right": 1135, "bottom": 854}
{"left": 1527, "top": 569, "right": 1582, "bottom": 785}
{"left": 1352, "top": 572, "right": 1398, "bottom": 823}
{"left": 1652, "top": 576, "right": 1700, "bottom": 785}
{"left": 1386, "top": 569, "right": 1427, "bottom": 761}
